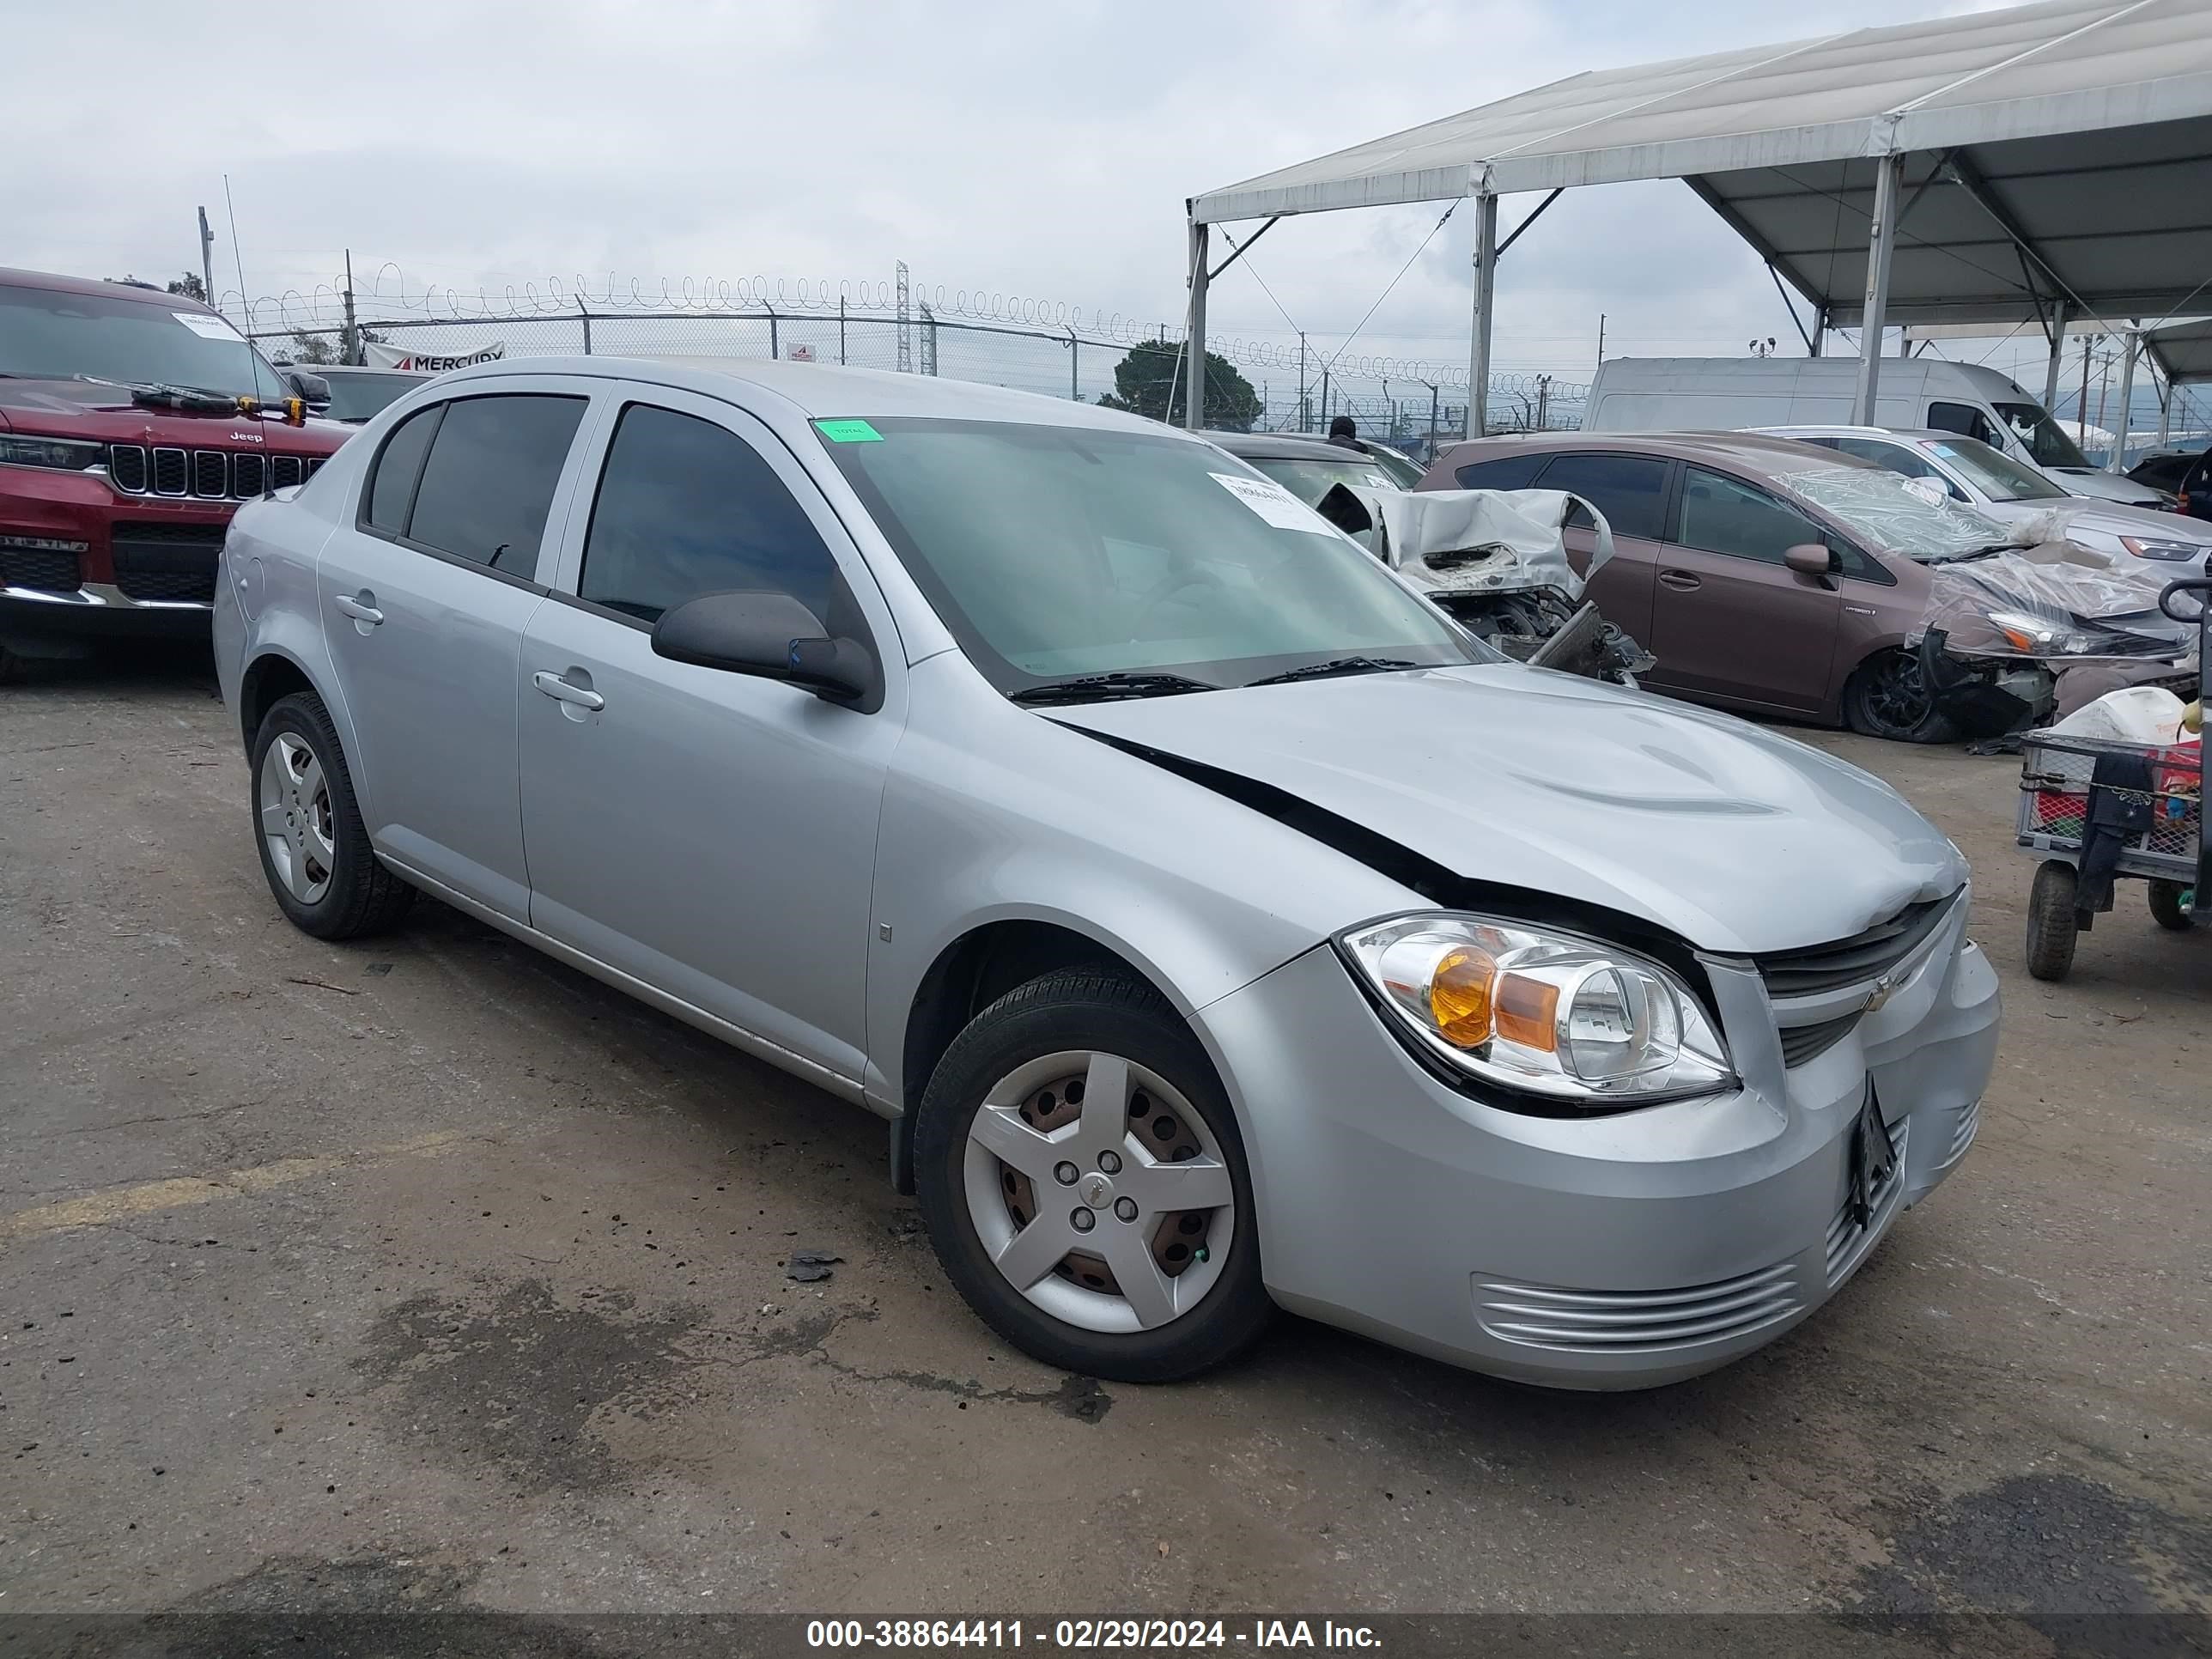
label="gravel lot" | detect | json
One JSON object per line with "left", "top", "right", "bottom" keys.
{"left": 3, "top": 653, "right": 2207, "bottom": 1644}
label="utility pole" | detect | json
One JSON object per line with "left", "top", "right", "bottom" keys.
{"left": 2078, "top": 335, "right": 2096, "bottom": 447}
{"left": 1535, "top": 374, "right": 1552, "bottom": 429}
{"left": 196, "top": 207, "right": 215, "bottom": 310}
{"left": 1424, "top": 380, "right": 1440, "bottom": 457}
{"left": 1595, "top": 313, "right": 1606, "bottom": 374}
{"left": 341, "top": 248, "right": 359, "bottom": 366}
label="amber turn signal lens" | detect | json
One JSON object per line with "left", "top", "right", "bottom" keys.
{"left": 1494, "top": 973, "right": 1560, "bottom": 1052}
{"left": 1428, "top": 946, "right": 1495, "bottom": 1047}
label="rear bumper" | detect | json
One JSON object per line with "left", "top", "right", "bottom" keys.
{"left": 1191, "top": 908, "right": 2000, "bottom": 1390}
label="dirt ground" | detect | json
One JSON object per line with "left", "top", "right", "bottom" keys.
{"left": 3, "top": 652, "right": 2207, "bottom": 1643}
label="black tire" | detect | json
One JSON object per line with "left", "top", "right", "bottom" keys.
{"left": 1843, "top": 648, "right": 1961, "bottom": 744}
{"left": 914, "top": 967, "right": 1273, "bottom": 1382}
{"left": 2026, "top": 860, "right": 2080, "bottom": 981}
{"left": 250, "top": 691, "right": 415, "bottom": 940}
{"left": 2148, "top": 879, "right": 2196, "bottom": 933}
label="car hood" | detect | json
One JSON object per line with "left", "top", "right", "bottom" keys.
{"left": 0, "top": 376, "right": 347, "bottom": 454}
{"left": 1976, "top": 496, "right": 2212, "bottom": 547}
{"left": 1050, "top": 665, "right": 1962, "bottom": 955}
{"left": 2046, "top": 467, "right": 2169, "bottom": 508}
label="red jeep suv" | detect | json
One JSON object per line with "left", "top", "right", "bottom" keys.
{"left": 0, "top": 268, "right": 350, "bottom": 678}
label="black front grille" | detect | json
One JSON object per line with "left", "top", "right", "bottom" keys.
{"left": 107, "top": 444, "right": 149, "bottom": 492}
{"left": 1778, "top": 1012, "right": 1863, "bottom": 1068}
{"left": 270, "top": 454, "right": 304, "bottom": 489}
{"left": 112, "top": 521, "right": 225, "bottom": 605}
{"left": 232, "top": 452, "right": 266, "bottom": 496}
{"left": 1753, "top": 896, "right": 1955, "bottom": 998}
{"left": 192, "top": 450, "right": 228, "bottom": 497}
{"left": 152, "top": 447, "right": 189, "bottom": 495}
{"left": 1, "top": 548, "right": 82, "bottom": 592}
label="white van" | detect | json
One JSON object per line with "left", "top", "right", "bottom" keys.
{"left": 1583, "top": 357, "right": 2163, "bottom": 507}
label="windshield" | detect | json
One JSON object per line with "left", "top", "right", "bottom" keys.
{"left": 818, "top": 418, "right": 1481, "bottom": 691}
{"left": 1994, "top": 400, "right": 2090, "bottom": 471}
{"left": 1244, "top": 453, "right": 1408, "bottom": 504}
{"left": 1925, "top": 435, "right": 2067, "bottom": 502}
{"left": 0, "top": 282, "right": 289, "bottom": 402}
{"left": 321, "top": 370, "right": 422, "bottom": 422}
{"left": 1786, "top": 465, "right": 2014, "bottom": 562}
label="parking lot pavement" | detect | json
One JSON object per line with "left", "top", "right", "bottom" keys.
{"left": 3, "top": 659, "right": 2208, "bottom": 1632}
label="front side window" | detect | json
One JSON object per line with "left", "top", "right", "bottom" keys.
{"left": 1532, "top": 453, "right": 1669, "bottom": 539}
{"left": 1675, "top": 466, "right": 1826, "bottom": 564}
{"left": 1924, "top": 436, "right": 2066, "bottom": 502}
{"left": 580, "top": 403, "right": 837, "bottom": 623}
{"left": 817, "top": 418, "right": 1477, "bottom": 691}
{"left": 403, "top": 394, "right": 586, "bottom": 580}
{"left": 1993, "top": 400, "right": 2091, "bottom": 471}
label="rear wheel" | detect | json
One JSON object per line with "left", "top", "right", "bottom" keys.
{"left": 1844, "top": 648, "right": 1960, "bottom": 744}
{"left": 2148, "top": 879, "right": 2195, "bottom": 932}
{"left": 914, "top": 967, "right": 1271, "bottom": 1382}
{"left": 251, "top": 691, "right": 415, "bottom": 940}
{"left": 2026, "top": 860, "right": 2080, "bottom": 981}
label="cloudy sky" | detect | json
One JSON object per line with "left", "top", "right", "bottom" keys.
{"left": 21, "top": 0, "right": 2108, "bottom": 410}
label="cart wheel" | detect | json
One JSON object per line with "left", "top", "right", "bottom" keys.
{"left": 2148, "top": 879, "right": 2196, "bottom": 933}
{"left": 2026, "top": 860, "right": 2080, "bottom": 981}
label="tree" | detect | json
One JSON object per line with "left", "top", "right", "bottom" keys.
{"left": 283, "top": 331, "right": 337, "bottom": 365}
{"left": 1097, "top": 337, "right": 1261, "bottom": 431}
{"left": 167, "top": 273, "right": 208, "bottom": 302}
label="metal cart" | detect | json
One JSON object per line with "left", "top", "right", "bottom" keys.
{"left": 2015, "top": 577, "right": 2210, "bottom": 981}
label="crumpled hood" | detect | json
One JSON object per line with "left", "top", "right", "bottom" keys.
{"left": 1053, "top": 665, "right": 1964, "bottom": 955}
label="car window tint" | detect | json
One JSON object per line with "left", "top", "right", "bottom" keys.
{"left": 1927, "top": 401, "right": 2001, "bottom": 447}
{"left": 1453, "top": 453, "right": 1548, "bottom": 491}
{"left": 1676, "top": 466, "right": 1825, "bottom": 564}
{"left": 405, "top": 394, "right": 586, "bottom": 581}
{"left": 365, "top": 404, "right": 441, "bottom": 535}
{"left": 580, "top": 403, "right": 836, "bottom": 624}
{"left": 1531, "top": 453, "right": 1668, "bottom": 538}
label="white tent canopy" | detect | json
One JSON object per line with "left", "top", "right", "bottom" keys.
{"left": 1182, "top": 0, "right": 2212, "bottom": 437}
{"left": 2147, "top": 316, "right": 2212, "bottom": 384}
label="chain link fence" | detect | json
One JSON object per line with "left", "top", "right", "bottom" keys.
{"left": 255, "top": 300, "right": 1583, "bottom": 451}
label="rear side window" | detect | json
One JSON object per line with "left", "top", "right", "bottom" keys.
{"left": 1927, "top": 401, "right": 2002, "bottom": 447}
{"left": 579, "top": 403, "right": 837, "bottom": 624}
{"left": 365, "top": 405, "right": 441, "bottom": 535}
{"left": 1453, "top": 453, "right": 1548, "bottom": 491}
{"left": 404, "top": 395, "right": 587, "bottom": 581}
{"left": 1532, "top": 453, "right": 1669, "bottom": 539}
{"left": 1676, "top": 466, "right": 1826, "bottom": 565}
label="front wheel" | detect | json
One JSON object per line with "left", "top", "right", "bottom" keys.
{"left": 2148, "top": 879, "right": 2196, "bottom": 932}
{"left": 914, "top": 968, "right": 1272, "bottom": 1382}
{"left": 1843, "top": 648, "right": 1960, "bottom": 744}
{"left": 2026, "top": 860, "right": 2080, "bottom": 981}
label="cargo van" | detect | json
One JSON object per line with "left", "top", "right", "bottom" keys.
{"left": 1583, "top": 357, "right": 2160, "bottom": 507}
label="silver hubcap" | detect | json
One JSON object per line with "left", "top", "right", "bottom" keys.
{"left": 258, "top": 732, "right": 336, "bottom": 905}
{"left": 963, "top": 1050, "right": 1235, "bottom": 1334}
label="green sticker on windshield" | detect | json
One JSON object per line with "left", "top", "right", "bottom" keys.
{"left": 817, "top": 419, "right": 884, "bottom": 444}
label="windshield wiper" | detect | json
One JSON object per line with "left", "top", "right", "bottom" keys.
{"left": 76, "top": 374, "right": 240, "bottom": 414}
{"left": 1244, "top": 655, "right": 1420, "bottom": 687}
{"left": 1009, "top": 672, "right": 1221, "bottom": 706}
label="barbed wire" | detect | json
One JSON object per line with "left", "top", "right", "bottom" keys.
{"left": 226, "top": 265, "right": 1583, "bottom": 401}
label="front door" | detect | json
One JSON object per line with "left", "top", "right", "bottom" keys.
{"left": 316, "top": 386, "right": 590, "bottom": 920}
{"left": 518, "top": 386, "right": 902, "bottom": 1082}
{"left": 1644, "top": 464, "right": 1843, "bottom": 714}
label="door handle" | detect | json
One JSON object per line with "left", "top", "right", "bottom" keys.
{"left": 332, "top": 592, "right": 383, "bottom": 625}
{"left": 1657, "top": 569, "right": 1703, "bottom": 592}
{"left": 533, "top": 670, "right": 605, "bottom": 712}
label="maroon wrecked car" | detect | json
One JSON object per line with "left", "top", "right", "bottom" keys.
{"left": 0, "top": 268, "right": 349, "bottom": 678}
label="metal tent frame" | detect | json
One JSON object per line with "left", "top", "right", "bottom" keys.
{"left": 1181, "top": 0, "right": 2212, "bottom": 438}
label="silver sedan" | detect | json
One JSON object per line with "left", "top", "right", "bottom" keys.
{"left": 214, "top": 358, "right": 1999, "bottom": 1389}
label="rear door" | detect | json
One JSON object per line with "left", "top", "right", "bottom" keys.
{"left": 1523, "top": 450, "right": 1670, "bottom": 646}
{"left": 1645, "top": 465, "right": 1844, "bottom": 714}
{"left": 316, "top": 383, "right": 591, "bottom": 919}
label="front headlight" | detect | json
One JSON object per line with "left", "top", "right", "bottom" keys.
{"left": 0, "top": 434, "right": 106, "bottom": 471}
{"left": 2118, "top": 535, "right": 2203, "bottom": 562}
{"left": 1337, "top": 914, "right": 1734, "bottom": 1107}
{"left": 1983, "top": 607, "right": 2091, "bottom": 653}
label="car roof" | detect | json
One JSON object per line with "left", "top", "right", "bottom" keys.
{"left": 1440, "top": 428, "right": 1875, "bottom": 474}
{"left": 0, "top": 266, "right": 221, "bottom": 313}
{"left": 1759, "top": 424, "right": 1962, "bottom": 445}
{"left": 429, "top": 353, "right": 1191, "bottom": 435}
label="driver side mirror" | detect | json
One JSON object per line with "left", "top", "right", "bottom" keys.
{"left": 1785, "top": 542, "right": 1841, "bottom": 585}
{"left": 652, "top": 590, "right": 879, "bottom": 709}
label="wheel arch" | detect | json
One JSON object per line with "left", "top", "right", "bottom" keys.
{"left": 238, "top": 648, "right": 319, "bottom": 751}
{"left": 891, "top": 917, "right": 1188, "bottom": 1194}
